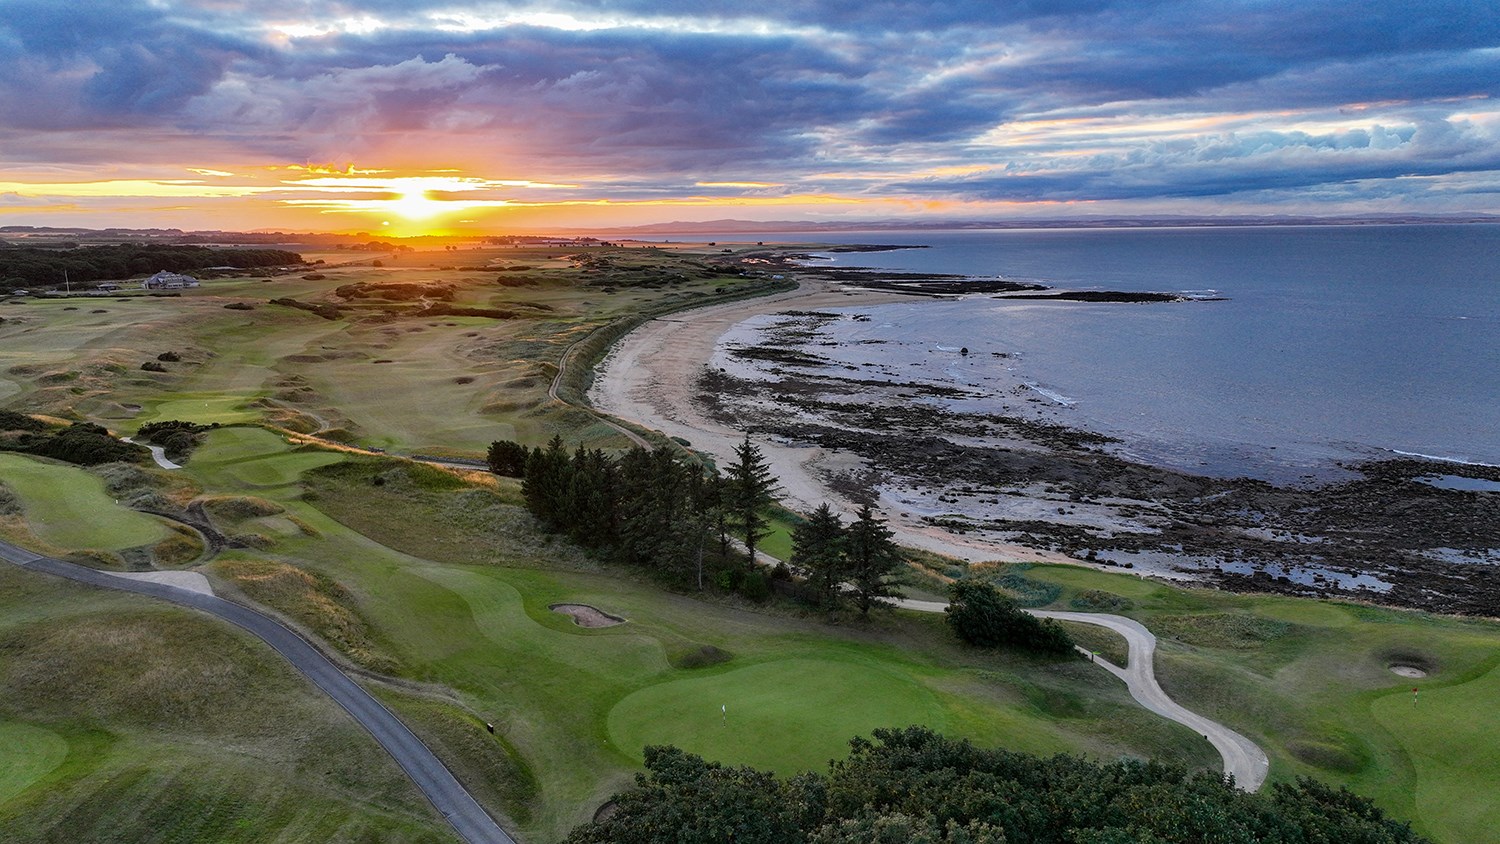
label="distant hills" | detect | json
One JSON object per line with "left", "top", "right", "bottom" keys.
{"left": 3, "top": 213, "right": 1496, "bottom": 246}
{"left": 573, "top": 214, "right": 1500, "bottom": 234}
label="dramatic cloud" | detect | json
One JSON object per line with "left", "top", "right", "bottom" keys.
{"left": 0, "top": 0, "right": 1495, "bottom": 229}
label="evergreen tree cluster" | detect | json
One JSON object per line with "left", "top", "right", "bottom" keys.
{"left": 567, "top": 726, "right": 1427, "bottom": 844}
{"left": 504, "top": 434, "right": 779, "bottom": 593}
{"left": 790, "top": 502, "right": 905, "bottom": 618}
{"left": 0, "top": 244, "right": 301, "bottom": 289}
{"left": 946, "top": 580, "right": 1076, "bottom": 655}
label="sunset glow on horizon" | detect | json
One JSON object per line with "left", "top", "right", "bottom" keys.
{"left": 1, "top": 2, "right": 1496, "bottom": 234}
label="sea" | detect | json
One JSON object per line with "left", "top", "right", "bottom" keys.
{"left": 645, "top": 225, "right": 1500, "bottom": 484}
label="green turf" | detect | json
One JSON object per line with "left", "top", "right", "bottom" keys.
{"left": 140, "top": 392, "right": 262, "bottom": 425}
{"left": 0, "top": 454, "right": 167, "bottom": 550}
{"left": 188, "top": 427, "right": 344, "bottom": 487}
{"left": 0, "top": 721, "right": 68, "bottom": 806}
{"left": 608, "top": 657, "right": 945, "bottom": 774}
{"left": 259, "top": 462, "right": 1219, "bottom": 840}
{"left": 1371, "top": 661, "right": 1500, "bottom": 844}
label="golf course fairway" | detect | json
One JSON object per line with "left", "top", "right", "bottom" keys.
{"left": 0, "top": 722, "right": 68, "bottom": 806}
{"left": 0, "top": 454, "right": 167, "bottom": 551}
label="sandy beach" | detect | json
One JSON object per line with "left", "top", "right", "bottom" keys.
{"left": 590, "top": 278, "right": 1078, "bottom": 565}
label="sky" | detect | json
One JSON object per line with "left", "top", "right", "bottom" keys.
{"left": 1, "top": 0, "right": 1497, "bottom": 234}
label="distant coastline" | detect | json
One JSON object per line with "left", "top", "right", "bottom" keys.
{"left": 592, "top": 234, "right": 1500, "bottom": 618}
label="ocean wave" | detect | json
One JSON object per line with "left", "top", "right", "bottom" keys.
{"left": 1023, "top": 382, "right": 1077, "bottom": 406}
{"left": 1390, "top": 449, "right": 1500, "bottom": 468}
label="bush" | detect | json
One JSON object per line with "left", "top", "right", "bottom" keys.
{"left": 1069, "top": 589, "right": 1134, "bottom": 612}
{"left": 946, "top": 579, "right": 1076, "bottom": 655}
{"left": 0, "top": 411, "right": 44, "bottom": 432}
{"left": 739, "top": 570, "right": 772, "bottom": 602}
{"left": 137, "top": 419, "right": 217, "bottom": 461}
{"left": 486, "top": 439, "right": 531, "bottom": 477}
{"left": 3, "top": 422, "right": 146, "bottom": 466}
{"left": 140, "top": 361, "right": 167, "bottom": 372}
{"left": 223, "top": 302, "right": 255, "bottom": 310}
{"left": 157, "top": 351, "right": 181, "bottom": 362}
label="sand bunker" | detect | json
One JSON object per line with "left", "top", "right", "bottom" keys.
{"left": 550, "top": 603, "right": 625, "bottom": 628}
{"left": 1389, "top": 664, "right": 1428, "bottom": 678}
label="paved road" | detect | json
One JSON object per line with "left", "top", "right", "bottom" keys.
{"left": 895, "top": 598, "right": 1269, "bottom": 791}
{"left": 0, "top": 538, "right": 516, "bottom": 844}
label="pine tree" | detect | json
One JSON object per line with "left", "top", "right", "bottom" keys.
{"left": 725, "top": 433, "right": 779, "bottom": 567}
{"left": 566, "top": 447, "right": 617, "bottom": 548}
{"left": 522, "top": 435, "right": 571, "bottom": 532}
{"left": 485, "top": 439, "right": 529, "bottom": 477}
{"left": 791, "top": 503, "right": 846, "bottom": 616}
{"left": 844, "top": 504, "right": 902, "bottom": 617}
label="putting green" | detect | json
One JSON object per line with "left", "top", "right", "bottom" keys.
{"left": 0, "top": 454, "right": 167, "bottom": 550}
{"left": 608, "top": 658, "right": 945, "bottom": 775}
{"left": 0, "top": 722, "right": 68, "bottom": 806}
{"left": 141, "top": 393, "right": 261, "bottom": 426}
{"left": 192, "top": 427, "right": 293, "bottom": 464}
{"left": 1371, "top": 662, "right": 1500, "bottom": 844}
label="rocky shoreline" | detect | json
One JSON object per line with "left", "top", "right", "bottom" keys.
{"left": 697, "top": 299, "right": 1500, "bottom": 617}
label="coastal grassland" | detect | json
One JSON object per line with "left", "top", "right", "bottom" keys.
{"left": 1, "top": 244, "right": 781, "bottom": 457}
{"left": 1017, "top": 562, "right": 1500, "bottom": 844}
{"left": 0, "top": 453, "right": 167, "bottom": 551}
{"left": 0, "top": 565, "right": 454, "bottom": 843}
{"left": 167, "top": 433, "right": 1216, "bottom": 841}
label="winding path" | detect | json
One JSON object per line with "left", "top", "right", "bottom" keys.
{"left": 0, "top": 538, "right": 516, "bottom": 844}
{"left": 121, "top": 437, "right": 182, "bottom": 470}
{"left": 894, "top": 597, "right": 1269, "bottom": 790}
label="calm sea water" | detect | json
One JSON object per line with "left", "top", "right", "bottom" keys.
{"left": 658, "top": 225, "right": 1500, "bottom": 482}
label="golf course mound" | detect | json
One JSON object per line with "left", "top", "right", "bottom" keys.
{"left": 550, "top": 603, "right": 624, "bottom": 628}
{"left": 607, "top": 658, "right": 944, "bottom": 775}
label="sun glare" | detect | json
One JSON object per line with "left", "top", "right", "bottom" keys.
{"left": 387, "top": 190, "right": 449, "bottom": 220}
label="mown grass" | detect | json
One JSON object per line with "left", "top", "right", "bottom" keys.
{"left": 0, "top": 453, "right": 167, "bottom": 551}
{"left": 107, "top": 428, "right": 1214, "bottom": 841}
{"left": 0, "top": 722, "right": 68, "bottom": 805}
{"left": 1019, "top": 562, "right": 1500, "bottom": 844}
{"left": 607, "top": 657, "right": 947, "bottom": 775}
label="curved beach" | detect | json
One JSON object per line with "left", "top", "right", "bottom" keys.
{"left": 590, "top": 279, "right": 1076, "bottom": 565}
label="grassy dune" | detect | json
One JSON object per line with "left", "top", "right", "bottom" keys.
{"left": 0, "top": 566, "right": 454, "bottom": 842}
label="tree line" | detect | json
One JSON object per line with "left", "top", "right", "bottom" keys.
{"left": 493, "top": 434, "right": 906, "bottom": 609}
{"left": 0, "top": 244, "right": 302, "bottom": 288}
{"left": 566, "top": 725, "right": 1427, "bottom": 844}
